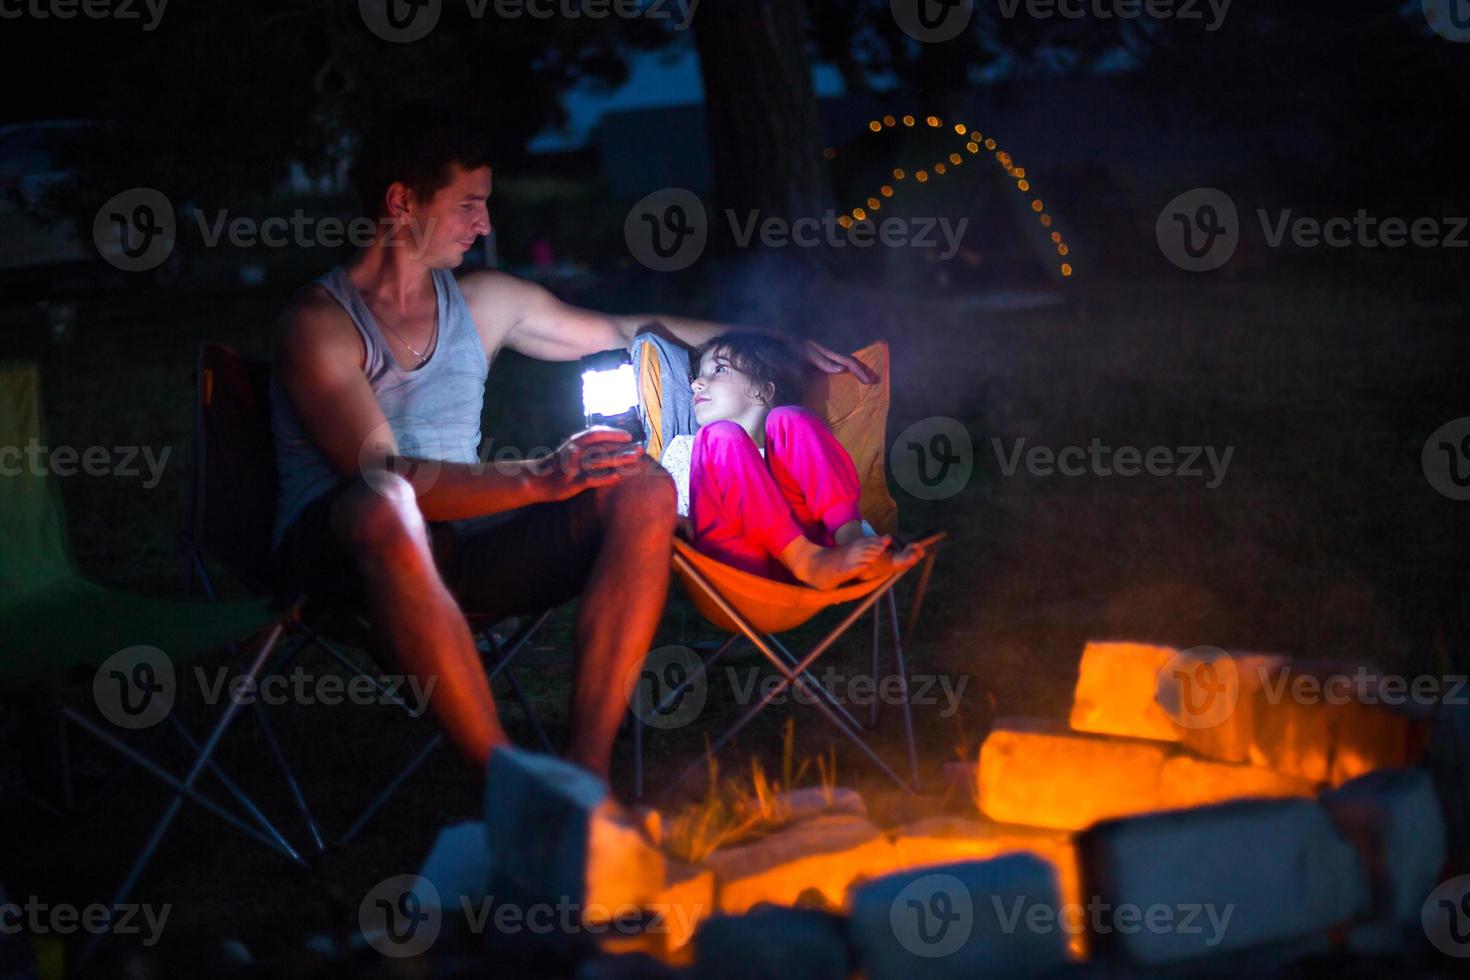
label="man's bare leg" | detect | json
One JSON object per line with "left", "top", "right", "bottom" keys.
{"left": 565, "top": 459, "right": 677, "bottom": 776}
{"left": 332, "top": 474, "right": 507, "bottom": 769}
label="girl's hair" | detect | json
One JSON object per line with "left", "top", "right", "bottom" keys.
{"left": 693, "top": 332, "right": 807, "bottom": 409}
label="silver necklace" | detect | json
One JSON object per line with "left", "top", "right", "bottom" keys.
{"left": 372, "top": 304, "right": 437, "bottom": 365}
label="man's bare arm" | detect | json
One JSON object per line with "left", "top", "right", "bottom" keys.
{"left": 274, "top": 287, "right": 628, "bottom": 522}
{"left": 459, "top": 270, "right": 877, "bottom": 383}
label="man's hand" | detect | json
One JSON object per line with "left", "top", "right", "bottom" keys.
{"left": 530, "top": 427, "right": 646, "bottom": 503}
{"left": 802, "top": 339, "right": 878, "bottom": 384}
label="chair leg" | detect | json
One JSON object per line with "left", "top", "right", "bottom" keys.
{"left": 903, "top": 547, "right": 939, "bottom": 647}
{"left": 661, "top": 575, "right": 914, "bottom": 801}
{"left": 164, "top": 715, "right": 302, "bottom": 860}
{"left": 869, "top": 605, "right": 882, "bottom": 729}
{"left": 250, "top": 700, "right": 326, "bottom": 854}
{"left": 338, "top": 732, "right": 444, "bottom": 847}
{"left": 765, "top": 634, "right": 866, "bottom": 734}
{"left": 72, "top": 623, "right": 299, "bottom": 971}
{"left": 635, "top": 635, "right": 741, "bottom": 801}
{"left": 887, "top": 590, "right": 921, "bottom": 790}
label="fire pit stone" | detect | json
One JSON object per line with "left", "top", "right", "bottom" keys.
{"left": 848, "top": 852, "right": 1069, "bottom": 980}
{"left": 1322, "top": 767, "right": 1446, "bottom": 945}
{"left": 692, "top": 904, "right": 850, "bottom": 980}
{"left": 704, "top": 813, "right": 904, "bottom": 915}
{"left": 1077, "top": 797, "right": 1371, "bottom": 965}
{"left": 484, "top": 747, "right": 667, "bottom": 923}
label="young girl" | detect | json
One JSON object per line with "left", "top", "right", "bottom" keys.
{"left": 658, "top": 333, "right": 914, "bottom": 590}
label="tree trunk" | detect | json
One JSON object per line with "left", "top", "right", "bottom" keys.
{"left": 693, "top": 0, "right": 829, "bottom": 249}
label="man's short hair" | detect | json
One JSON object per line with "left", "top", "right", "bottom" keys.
{"left": 353, "top": 103, "right": 495, "bottom": 218}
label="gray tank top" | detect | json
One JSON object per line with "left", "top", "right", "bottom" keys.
{"left": 270, "top": 265, "right": 488, "bottom": 546}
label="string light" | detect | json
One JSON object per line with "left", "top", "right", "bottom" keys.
{"left": 826, "top": 111, "right": 1077, "bottom": 278}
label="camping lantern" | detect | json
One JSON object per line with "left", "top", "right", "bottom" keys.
{"left": 580, "top": 348, "right": 645, "bottom": 443}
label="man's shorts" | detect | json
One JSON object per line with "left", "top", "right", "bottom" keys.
{"left": 273, "top": 482, "right": 603, "bottom": 623}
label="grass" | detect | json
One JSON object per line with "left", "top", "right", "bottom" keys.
{"left": 661, "top": 720, "right": 839, "bottom": 864}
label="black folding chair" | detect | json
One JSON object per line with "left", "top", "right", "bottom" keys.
{"left": 180, "top": 343, "right": 555, "bottom": 851}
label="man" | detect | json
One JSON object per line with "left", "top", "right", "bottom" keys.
{"left": 271, "top": 107, "right": 877, "bottom": 780}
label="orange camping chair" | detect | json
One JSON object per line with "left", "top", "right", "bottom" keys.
{"left": 633, "top": 341, "right": 945, "bottom": 799}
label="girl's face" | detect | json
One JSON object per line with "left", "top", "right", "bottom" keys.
{"left": 691, "top": 347, "right": 768, "bottom": 426}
